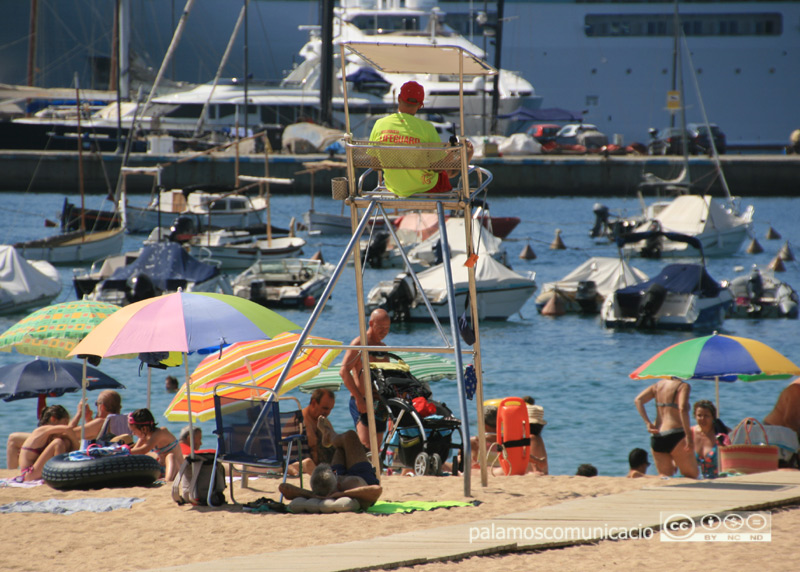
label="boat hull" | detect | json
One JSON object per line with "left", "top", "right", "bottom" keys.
{"left": 15, "top": 228, "right": 125, "bottom": 265}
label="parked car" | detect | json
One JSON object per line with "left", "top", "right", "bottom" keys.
{"left": 687, "top": 123, "right": 726, "bottom": 154}
{"left": 552, "top": 123, "right": 608, "bottom": 152}
{"left": 526, "top": 123, "right": 561, "bottom": 144}
{"left": 646, "top": 127, "right": 701, "bottom": 156}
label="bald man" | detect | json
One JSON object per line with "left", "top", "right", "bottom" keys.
{"left": 339, "top": 308, "right": 391, "bottom": 450}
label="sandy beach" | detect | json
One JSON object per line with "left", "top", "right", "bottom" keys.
{"left": 1, "top": 468, "right": 798, "bottom": 572}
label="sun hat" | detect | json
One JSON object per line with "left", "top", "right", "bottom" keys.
{"left": 527, "top": 404, "right": 547, "bottom": 426}
{"left": 399, "top": 81, "right": 425, "bottom": 105}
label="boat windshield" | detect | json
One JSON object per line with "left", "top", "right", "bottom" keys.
{"left": 347, "top": 13, "right": 455, "bottom": 38}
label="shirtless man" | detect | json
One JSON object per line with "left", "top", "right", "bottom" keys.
{"left": 764, "top": 378, "right": 800, "bottom": 433}
{"left": 288, "top": 388, "right": 336, "bottom": 476}
{"left": 279, "top": 417, "right": 382, "bottom": 511}
{"left": 339, "top": 308, "right": 391, "bottom": 450}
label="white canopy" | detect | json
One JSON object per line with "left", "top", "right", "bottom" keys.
{"left": 0, "top": 246, "right": 62, "bottom": 314}
{"left": 639, "top": 195, "right": 746, "bottom": 235}
{"left": 342, "top": 43, "right": 497, "bottom": 76}
{"left": 542, "top": 256, "right": 648, "bottom": 298}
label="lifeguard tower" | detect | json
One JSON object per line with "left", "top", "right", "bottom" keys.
{"left": 272, "top": 42, "right": 497, "bottom": 495}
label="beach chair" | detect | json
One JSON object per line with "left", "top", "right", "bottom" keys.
{"left": 80, "top": 413, "right": 131, "bottom": 449}
{"left": 210, "top": 383, "right": 305, "bottom": 504}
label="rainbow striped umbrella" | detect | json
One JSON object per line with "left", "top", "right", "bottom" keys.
{"left": 0, "top": 300, "right": 121, "bottom": 359}
{"left": 630, "top": 333, "right": 800, "bottom": 412}
{"left": 163, "top": 333, "right": 342, "bottom": 422}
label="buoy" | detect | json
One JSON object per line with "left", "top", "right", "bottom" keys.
{"left": 778, "top": 241, "right": 795, "bottom": 262}
{"left": 519, "top": 243, "right": 536, "bottom": 260}
{"left": 768, "top": 255, "right": 786, "bottom": 272}
{"left": 541, "top": 292, "right": 566, "bottom": 316}
{"left": 745, "top": 238, "right": 764, "bottom": 254}
{"left": 766, "top": 226, "right": 781, "bottom": 240}
{"left": 303, "top": 295, "right": 316, "bottom": 308}
{"left": 550, "top": 229, "right": 566, "bottom": 250}
{"left": 310, "top": 250, "right": 324, "bottom": 263}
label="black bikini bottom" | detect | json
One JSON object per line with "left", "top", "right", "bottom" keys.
{"left": 651, "top": 428, "right": 686, "bottom": 454}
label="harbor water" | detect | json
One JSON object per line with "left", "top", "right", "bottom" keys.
{"left": 1, "top": 191, "right": 798, "bottom": 477}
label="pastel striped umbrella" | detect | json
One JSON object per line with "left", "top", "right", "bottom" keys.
{"left": 164, "top": 333, "right": 342, "bottom": 422}
{"left": 630, "top": 333, "right": 800, "bottom": 412}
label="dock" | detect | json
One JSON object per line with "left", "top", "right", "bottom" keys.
{"left": 1, "top": 150, "right": 798, "bottom": 196}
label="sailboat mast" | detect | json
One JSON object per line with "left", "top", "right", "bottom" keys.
{"left": 27, "top": 0, "right": 38, "bottom": 88}
{"left": 75, "top": 73, "right": 86, "bottom": 233}
{"left": 673, "top": 0, "right": 690, "bottom": 186}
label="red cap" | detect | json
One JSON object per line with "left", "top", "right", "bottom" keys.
{"left": 399, "top": 81, "right": 425, "bottom": 105}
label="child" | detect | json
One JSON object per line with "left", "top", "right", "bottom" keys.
{"left": 18, "top": 405, "right": 79, "bottom": 481}
{"left": 128, "top": 409, "right": 183, "bottom": 481}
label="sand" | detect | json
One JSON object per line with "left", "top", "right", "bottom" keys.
{"left": 1, "top": 469, "right": 797, "bottom": 572}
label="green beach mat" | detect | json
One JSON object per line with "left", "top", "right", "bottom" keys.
{"left": 367, "top": 500, "right": 479, "bottom": 514}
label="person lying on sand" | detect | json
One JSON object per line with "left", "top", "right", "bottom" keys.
{"left": 279, "top": 417, "right": 382, "bottom": 511}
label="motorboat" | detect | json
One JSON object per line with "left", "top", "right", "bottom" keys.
{"left": 725, "top": 265, "right": 798, "bottom": 319}
{"left": 72, "top": 250, "right": 141, "bottom": 300}
{"left": 231, "top": 258, "right": 334, "bottom": 309}
{"left": 125, "top": 188, "right": 269, "bottom": 234}
{"left": 363, "top": 217, "right": 507, "bottom": 271}
{"left": 14, "top": 227, "right": 124, "bottom": 266}
{"left": 535, "top": 256, "right": 648, "bottom": 315}
{"left": 0, "top": 246, "right": 62, "bottom": 316}
{"left": 366, "top": 253, "right": 537, "bottom": 322}
{"left": 621, "top": 195, "right": 754, "bottom": 258}
{"left": 601, "top": 232, "right": 732, "bottom": 332}
{"left": 81, "top": 242, "right": 232, "bottom": 306}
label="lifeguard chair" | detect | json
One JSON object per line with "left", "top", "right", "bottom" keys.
{"left": 267, "top": 42, "right": 499, "bottom": 495}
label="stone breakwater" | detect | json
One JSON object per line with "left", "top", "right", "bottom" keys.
{"left": 1, "top": 150, "right": 798, "bottom": 196}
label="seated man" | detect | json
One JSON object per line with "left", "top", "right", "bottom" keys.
{"left": 369, "top": 80, "right": 473, "bottom": 197}
{"left": 761, "top": 377, "right": 800, "bottom": 466}
{"left": 279, "top": 417, "right": 382, "bottom": 511}
{"left": 288, "top": 388, "right": 336, "bottom": 476}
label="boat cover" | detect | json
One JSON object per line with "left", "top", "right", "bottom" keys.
{"left": 615, "top": 263, "right": 723, "bottom": 312}
{"left": 542, "top": 256, "right": 648, "bottom": 298}
{"left": 409, "top": 218, "right": 503, "bottom": 263}
{"left": 638, "top": 195, "right": 746, "bottom": 235}
{"left": 108, "top": 242, "right": 219, "bottom": 290}
{"left": 0, "top": 245, "right": 61, "bottom": 309}
{"left": 417, "top": 253, "right": 535, "bottom": 298}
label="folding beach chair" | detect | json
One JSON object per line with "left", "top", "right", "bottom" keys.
{"left": 80, "top": 413, "right": 131, "bottom": 449}
{"left": 210, "top": 383, "right": 305, "bottom": 504}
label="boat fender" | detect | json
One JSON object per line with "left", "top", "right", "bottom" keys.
{"left": 304, "top": 295, "right": 316, "bottom": 308}
{"left": 496, "top": 397, "right": 530, "bottom": 476}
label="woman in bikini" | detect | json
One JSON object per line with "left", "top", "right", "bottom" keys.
{"left": 128, "top": 408, "right": 183, "bottom": 481}
{"left": 634, "top": 377, "right": 698, "bottom": 478}
{"left": 18, "top": 405, "right": 79, "bottom": 481}
{"left": 692, "top": 400, "right": 731, "bottom": 479}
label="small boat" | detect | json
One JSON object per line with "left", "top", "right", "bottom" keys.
{"left": 126, "top": 188, "right": 268, "bottom": 234}
{"left": 725, "top": 266, "right": 798, "bottom": 319}
{"left": 187, "top": 231, "right": 306, "bottom": 271}
{"left": 601, "top": 233, "right": 732, "bottom": 332}
{"left": 72, "top": 250, "right": 141, "bottom": 299}
{"left": 366, "top": 253, "right": 537, "bottom": 322}
{"left": 80, "top": 242, "right": 231, "bottom": 306}
{"left": 231, "top": 258, "right": 334, "bottom": 309}
{"left": 535, "top": 256, "right": 648, "bottom": 314}
{"left": 0, "top": 246, "right": 62, "bottom": 315}
{"left": 14, "top": 227, "right": 125, "bottom": 266}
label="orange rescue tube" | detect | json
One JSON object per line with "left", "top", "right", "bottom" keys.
{"left": 496, "top": 397, "right": 530, "bottom": 475}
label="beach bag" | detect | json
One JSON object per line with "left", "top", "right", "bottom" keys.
{"left": 719, "top": 418, "right": 779, "bottom": 475}
{"left": 172, "top": 453, "right": 226, "bottom": 507}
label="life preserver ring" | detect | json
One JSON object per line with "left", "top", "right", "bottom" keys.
{"left": 42, "top": 453, "right": 162, "bottom": 491}
{"left": 496, "top": 397, "right": 530, "bottom": 476}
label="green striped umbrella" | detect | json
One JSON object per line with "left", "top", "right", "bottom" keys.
{"left": 0, "top": 300, "right": 121, "bottom": 359}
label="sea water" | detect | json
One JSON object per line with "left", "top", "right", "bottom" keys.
{"left": 0, "top": 191, "right": 797, "bottom": 477}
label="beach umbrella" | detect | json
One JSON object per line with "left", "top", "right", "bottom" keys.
{"left": 630, "top": 333, "right": 800, "bottom": 413}
{"left": 0, "top": 358, "right": 125, "bottom": 416}
{"left": 67, "top": 292, "right": 299, "bottom": 452}
{"left": 0, "top": 299, "right": 121, "bottom": 359}
{"left": 163, "top": 333, "right": 343, "bottom": 422}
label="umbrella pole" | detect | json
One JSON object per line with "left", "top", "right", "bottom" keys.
{"left": 147, "top": 367, "right": 152, "bottom": 410}
{"left": 715, "top": 376, "right": 720, "bottom": 416}
{"left": 80, "top": 358, "right": 88, "bottom": 444}
{"left": 185, "top": 357, "right": 195, "bottom": 456}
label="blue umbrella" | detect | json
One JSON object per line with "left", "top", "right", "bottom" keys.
{"left": 0, "top": 358, "right": 125, "bottom": 403}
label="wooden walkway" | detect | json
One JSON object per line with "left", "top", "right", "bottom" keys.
{"left": 148, "top": 471, "right": 800, "bottom": 572}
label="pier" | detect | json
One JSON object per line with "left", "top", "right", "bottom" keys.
{"left": 1, "top": 150, "right": 797, "bottom": 197}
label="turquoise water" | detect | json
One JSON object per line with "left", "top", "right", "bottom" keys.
{"left": 1, "top": 191, "right": 798, "bottom": 477}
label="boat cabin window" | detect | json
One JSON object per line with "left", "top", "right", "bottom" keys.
{"left": 164, "top": 104, "right": 202, "bottom": 119}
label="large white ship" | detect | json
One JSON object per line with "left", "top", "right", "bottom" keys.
{"left": 3, "top": 0, "right": 798, "bottom": 146}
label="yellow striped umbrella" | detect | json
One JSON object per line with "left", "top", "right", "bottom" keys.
{"left": 163, "top": 333, "right": 342, "bottom": 422}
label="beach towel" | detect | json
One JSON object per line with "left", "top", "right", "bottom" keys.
{"left": 366, "top": 500, "right": 479, "bottom": 514}
{"left": 0, "top": 497, "right": 144, "bottom": 515}
{"left": 0, "top": 477, "right": 44, "bottom": 488}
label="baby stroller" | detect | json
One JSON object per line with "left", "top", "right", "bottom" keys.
{"left": 371, "top": 354, "right": 463, "bottom": 476}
